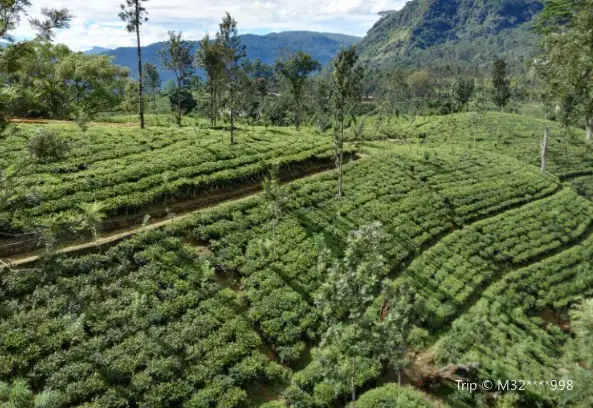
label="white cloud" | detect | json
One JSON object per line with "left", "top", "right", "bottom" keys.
{"left": 15, "top": 0, "right": 407, "bottom": 51}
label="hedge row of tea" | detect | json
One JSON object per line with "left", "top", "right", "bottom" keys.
{"left": 437, "top": 233, "right": 593, "bottom": 406}
{"left": 571, "top": 176, "right": 593, "bottom": 202}
{"left": 0, "top": 125, "right": 337, "bottom": 232}
{"left": 366, "top": 112, "right": 593, "bottom": 179}
{"left": 403, "top": 188, "right": 593, "bottom": 328}
{"left": 0, "top": 149, "right": 583, "bottom": 407}
{"left": 0, "top": 235, "right": 286, "bottom": 407}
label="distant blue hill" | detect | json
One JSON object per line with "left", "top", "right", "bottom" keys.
{"left": 86, "top": 31, "right": 360, "bottom": 82}
{"left": 84, "top": 46, "right": 112, "bottom": 55}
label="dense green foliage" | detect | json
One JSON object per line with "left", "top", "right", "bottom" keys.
{"left": 353, "top": 384, "right": 436, "bottom": 408}
{"left": 359, "top": 0, "right": 543, "bottom": 69}
{"left": 437, "top": 232, "right": 593, "bottom": 406}
{"left": 404, "top": 188, "right": 592, "bottom": 327}
{"left": 0, "top": 124, "right": 338, "bottom": 233}
{"left": 0, "top": 235, "right": 286, "bottom": 406}
{"left": 362, "top": 111, "right": 593, "bottom": 177}
{"left": 1, "top": 143, "right": 575, "bottom": 407}
{"left": 2, "top": 43, "right": 128, "bottom": 120}
{"left": 571, "top": 176, "right": 593, "bottom": 202}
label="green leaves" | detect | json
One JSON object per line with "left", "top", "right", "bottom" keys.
{"left": 275, "top": 52, "right": 321, "bottom": 129}
{"left": 119, "top": 0, "right": 149, "bottom": 33}
{"left": 537, "top": 0, "right": 593, "bottom": 128}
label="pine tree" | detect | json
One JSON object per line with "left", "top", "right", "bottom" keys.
{"left": 217, "top": 13, "right": 246, "bottom": 145}
{"left": 119, "top": 0, "right": 149, "bottom": 129}
{"left": 331, "top": 45, "right": 363, "bottom": 197}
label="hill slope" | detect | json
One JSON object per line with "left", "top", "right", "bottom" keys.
{"left": 1, "top": 114, "right": 592, "bottom": 406}
{"left": 99, "top": 31, "right": 360, "bottom": 82}
{"left": 358, "top": 0, "right": 543, "bottom": 68}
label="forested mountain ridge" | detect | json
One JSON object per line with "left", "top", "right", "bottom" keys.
{"left": 96, "top": 31, "right": 360, "bottom": 82}
{"left": 359, "top": 0, "right": 544, "bottom": 68}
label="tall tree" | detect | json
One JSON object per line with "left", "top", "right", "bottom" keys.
{"left": 0, "top": 2, "right": 71, "bottom": 129}
{"left": 196, "top": 34, "right": 225, "bottom": 127}
{"left": 119, "top": 0, "right": 148, "bottom": 129}
{"left": 56, "top": 53, "right": 128, "bottom": 120}
{"left": 143, "top": 62, "right": 161, "bottom": 121}
{"left": 5, "top": 42, "right": 71, "bottom": 118}
{"left": 491, "top": 58, "right": 511, "bottom": 109}
{"left": 160, "top": 31, "right": 195, "bottom": 127}
{"left": 275, "top": 51, "right": 321, "bottom": 130}
{"left": 243, "top": 58, "right": 274, "bottom": 123}
{"left": 453, "top": 77, "right": 474, "bottom": 111}
{"left": 316, "top": 222, "right": 387, "bottom": 406}
{"left": 331, "top": 45, "right": 363, "bottom": 197}
{"left": 373, "top": 282, "right": 413, "bottom": 408}
{"left": 216, "top": 12, "right": 246, "bottom": 145}
{"left": 314, "top": 222, "right": 412, "bottom": 406}
{"left": 537, "top": 0, "right": 593, "bottom": 143}
{"left": 407, "top": 70, "right": 432, "bottom": 100}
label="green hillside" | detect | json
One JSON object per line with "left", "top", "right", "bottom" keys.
{"left": 1, "top": 112, "right": 592, "bottom": 407}
{"left": 358, "top": 0, "right": 543, "bottom": 68}
{"left": 3, "top": 0, "right": 593, "bottom": 406}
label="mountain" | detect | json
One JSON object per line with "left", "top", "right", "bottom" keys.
{"left": 84, "top": 46, "right": 112, "bottom": 55}
{"left": 358, "top": 0, "right": 544, "bottom": 69}
{"left": 97, "top": 31, "right": 360, "bottom": 82}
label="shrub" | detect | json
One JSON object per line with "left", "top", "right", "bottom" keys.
{"left": 27, "top": 127, "right": 69, "bottom": 163}
{"left": 352, "top": 384, "right": 434, "bottom": 408}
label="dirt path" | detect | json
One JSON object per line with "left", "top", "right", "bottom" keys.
{"left": 1, "top": 164, "right": 342, "bottom": 269}
{"left": 10, "top": 118, "right": 138, "bottom": 128}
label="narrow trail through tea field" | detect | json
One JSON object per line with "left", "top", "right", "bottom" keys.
{"left": 10, "top": 118, "right": 138, "bottom": 128}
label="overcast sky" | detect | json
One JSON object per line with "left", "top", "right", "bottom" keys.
{"left": 13, "top": 0, "right": 407, "bottom": 51}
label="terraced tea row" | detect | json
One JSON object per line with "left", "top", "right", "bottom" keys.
{"left": 0, "top": 149, "right": 572, "bottom": 407}
{"left": 400, "top": 188, "right": 593, "bottom": 329}
{"left": 0, "top": 236, "right": 285, "bottom": 407}
{"left": 164, "top": 150, "right": 559, "bottom": 363}
{"left": 365, "top": 112, "right": 593, "bottom": 178}
{"left": 436, "top": 233, "right": 593, "bottom": 406}
{"left": 0, "top": 125, "right": 337, "bottom": 233}
{"left": 571, "top": 175, "right": 593, "bottom": 202}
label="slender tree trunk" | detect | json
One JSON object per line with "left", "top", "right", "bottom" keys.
{"left": 338, "top": 104, "right": 344, "bottom": 197}
{"left": 230, "top": 108, "right": 235, "bottom": 145}
{"left": 397, "top": 370, "right": 401, "bottom": 408}
{"left": 295, "top": 97, "right": 300, "bottom": 130}
{"left": 541, "top": 127, "right": 549, "bottom": 173}
{"left": 176, "top": 90, "right": 182, "bottom": 127}
{"left": 338, "top": 146, "right": 343, "bottom": 197}
{"left": 586, "top": 118, "right": 592, "bottom": 143}
{"left": 230, "top": 84, "right": 235, "bottom": 145}
{"left": 135, "top": 2, "right": 145, "bottom": 130}
{"left": 210, "top": 82, "right": 216, "bottom": 127}
{"left": 351, "top": 355, "right": 356, "bottom": 407}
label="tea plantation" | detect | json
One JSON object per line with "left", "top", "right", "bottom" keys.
{"left": 1, "top": 115, "right": 592, "bottom": 408}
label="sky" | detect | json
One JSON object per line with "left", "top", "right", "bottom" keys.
{"left": 13, "top": 0, "right": 407, "bottom": 51}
